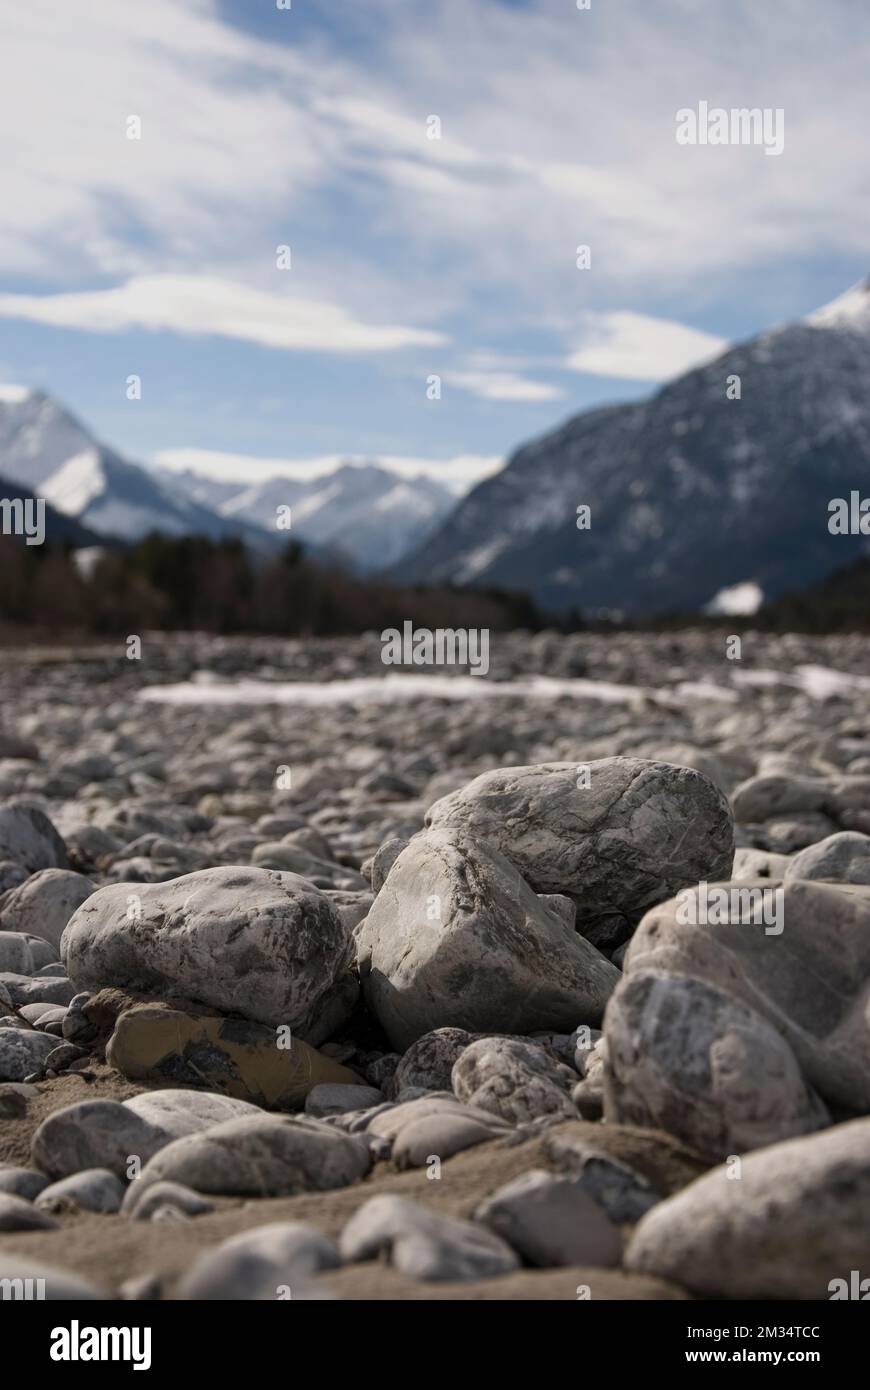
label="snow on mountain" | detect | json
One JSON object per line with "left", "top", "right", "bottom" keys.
{"left": 806, "top": 277, "right": 870, "bottom": 332}
{"left": 0, "top": 388, "right": 95, "bottom": 489}
{"left": 168, "top": 461, "right": 455, "bottom": 571}
{"left": 395, "top": 277, "right": 870, "bottom": 614}
{"left": 0, "top": 390, "right": 275, "bottom": 549}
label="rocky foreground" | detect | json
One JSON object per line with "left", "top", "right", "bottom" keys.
{"left": 0, "top": 630, "right": 869, "bottom": 1301}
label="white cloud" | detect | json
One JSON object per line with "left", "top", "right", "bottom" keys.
{"left": 0, "top": 275, "right": 445, "bottom": 353}
{"left": 566, "top": 312, "right": 728, "bottom": 382}
{"left": 155, "top": 448, "right": 503, "bottom": 493}
{"left": 444, "top": 370, "right": 563, "bottom": 402}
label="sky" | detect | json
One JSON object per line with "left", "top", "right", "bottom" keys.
{"left": 0, "top": 0, "right": 868, "bottom": 490}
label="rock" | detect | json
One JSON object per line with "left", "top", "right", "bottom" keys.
{"left": 19, "top": 1002, "right": 66, "bottom": 1025}
{"left": 177, "top": 1222, "right": 341, "bottom": 1299}
{"left": 31, "top": 1091, "right": 258, "bottom": 1180}
{"left": 0, "top": 931, "right": 58, "bottom": 975}
{"left": 543, "top": 1120, "right": 710, "bottom": 1197}
{"left": 31, "top": 1099, "right": 173, "bottom": 1180}
{"left": 36, "top": 1168, "right": 125, "bottom": 1213}
{"left": 123, "top": 1088, "right": 260, "bottom": 1136}
{"left": 785, "top": 830, "right": 870, "bottom": 884}
{"left": 626, "top": 878, "right": 870, "bottom": 1112}
{"left": 0, "top": 1255, "right": 105, "bottom": 1299}
{"left": 0, "top": 972, "right": 77, "bottom": 1008}
{"left": 365, "top": 1053, "right": 401, "bottom": 1092}
{"left": 763, "top": 812, "right": 838, "bottom": 853}
{"left": 731, "top": 773, "right": 831, "bottom": 822}
{"left": 393, "top": 1112, "right": 502, "bottom": 1168}
{"left": 391, "top": 1027, "right": 479, "bottom": 1097}
{"left": 106, "top": 1004, "right": 368, "bottom": 1110}
{"left": 0, "top": 1192, "right": 59, "bottom": 1231}
{"left": 731, "top": 847, "right": 790, "bottom": 880}
{"left": 365, "top": 1095, "right": 510, "bottom": 1145}
{"left": 0, "top": 869, "right": 95, "bottom": 953}
{"left": 603, "top": 970, "right": 829, "bottom": 1159}
{"left": 0, "top": 1165, "right": 49, "bottom": 1199}
{"left": 357, "top": 830, "right": 619, "bottom": 1050}
{"left": 0, "top": 1027, "right": 60, "bottom": 1081}
{"left": 122, "top": 1180, "right": 214, "bottom": 1221}
{"left": 452, "top": 1037, "right": 578, "bottom": 1125}
{"left": 626, "top": 1117, "right": 870, "bottom": 1299}
{"left": 370, "top": 838, "right": 408, "bottom": 893}
{"left": 425, "top": 758, "right": 733, "bottom": 941}
{"left": 62, "top": 991, "right": 96, "bottom": 1044}
{"left": 572, "top": 1078, "right": 604, "bottom": 1121}
{"left": 535, "top": 1138, "right": 660, "bottom": 1222}
{"left": 475, "top": 1169, "right": 622, "bottom": 1267}
{"left": 305, "top": 1083, "right": 383, "bottom": 1117}
{"left": 44, "top": 1042, "right": 87, "bottom": 1072}
{"left": 328, "top": 890, "right": 373, "bottom": 935}
{"left": 340, "top": 1194, "right": 519, "bottom": 1281}
{"left": 0, "top": 733, "right": 38, "bottom": 760}
{"left": 134, "top": 1114, "right": 372, "bottom": 1197}
{"left": 61, "top": 866, "right": 357, "bottom": 1044}
{"left": 0, "top": 804, "right": 68, "bottom": 872}
{"left": 0, "top": 861, "right": 28, "bottom": 894}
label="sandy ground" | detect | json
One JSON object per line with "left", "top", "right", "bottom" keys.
{"left": 0, "top": 1067, "right": 702, "bottom": 1300}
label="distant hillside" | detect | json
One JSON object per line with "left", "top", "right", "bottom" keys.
{"left": 395, "top": 276, "right": 870, "bottom": 615}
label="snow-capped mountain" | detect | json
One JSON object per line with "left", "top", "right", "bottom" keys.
{"left": 165, "top": 461, "right": 455, "bottom": 571}
{"left": 0, "top": 389, "right": 274, "bottom": 549}
{"left": 0, "top": 469, "right": 105, "bottom": 547}
{"left": 395, "top": 277, "right": 870, "bottom": 614}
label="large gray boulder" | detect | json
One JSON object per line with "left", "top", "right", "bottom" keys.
{"left": 603, "top": 971, "right": 829, "bottom": 1159}
{"left": 626, "top": 1118, "right": 870, "bottom": 1299}
{"left": 0, "top": 805, "right": 68, "bottom": 872}
{"left": 357, "top": 830, "right": 619, "bottom": 1050}
{"left": 60, "top": 866, "right": 357, "bottom": 1043}
{"left": 1, "top": 868, "right": 95, "bottom": 953}
{"left": 425, "top": 759, "right": 733, "bottom": 944}
{"left": 625, "top": 878, "right": 870, "bottom": 1112}
{"left": 133, "top": 1114, "right": 372, "bottom": 1197}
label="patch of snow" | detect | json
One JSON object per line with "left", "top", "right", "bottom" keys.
{"left": 41, "top": 449, "right": 105, "bottom": 515}
{"left": 703, "top": 581, "right": 764, "bottom": 616}
{"left": 456, "top": 537, "right": 510, "bottom": 580}
{"left": 806, "top": 278, "right": 870, "bottom": 332}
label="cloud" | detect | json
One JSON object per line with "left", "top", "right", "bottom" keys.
{"left": 444, "top": 370, "right": 563, "bottom": 402}
{"left": 156, "top": 448, "right": 503, "bottom": 493}
{"left": 566, "top": 312, "right": 728, "bottom": 382}
{"left": 0, "top": 275, "right": 446, "bottom": 353}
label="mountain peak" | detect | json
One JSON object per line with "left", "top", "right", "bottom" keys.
{"left": 806, "top": 277, "right": 870, "bottom": 331}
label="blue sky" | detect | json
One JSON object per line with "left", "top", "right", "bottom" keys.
{"left": 0, "top": 0, "right": 868, "bottom": 489}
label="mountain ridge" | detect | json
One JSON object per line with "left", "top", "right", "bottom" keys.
{"left": 394, "top": 278, "right": 870, "bottom": 613}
